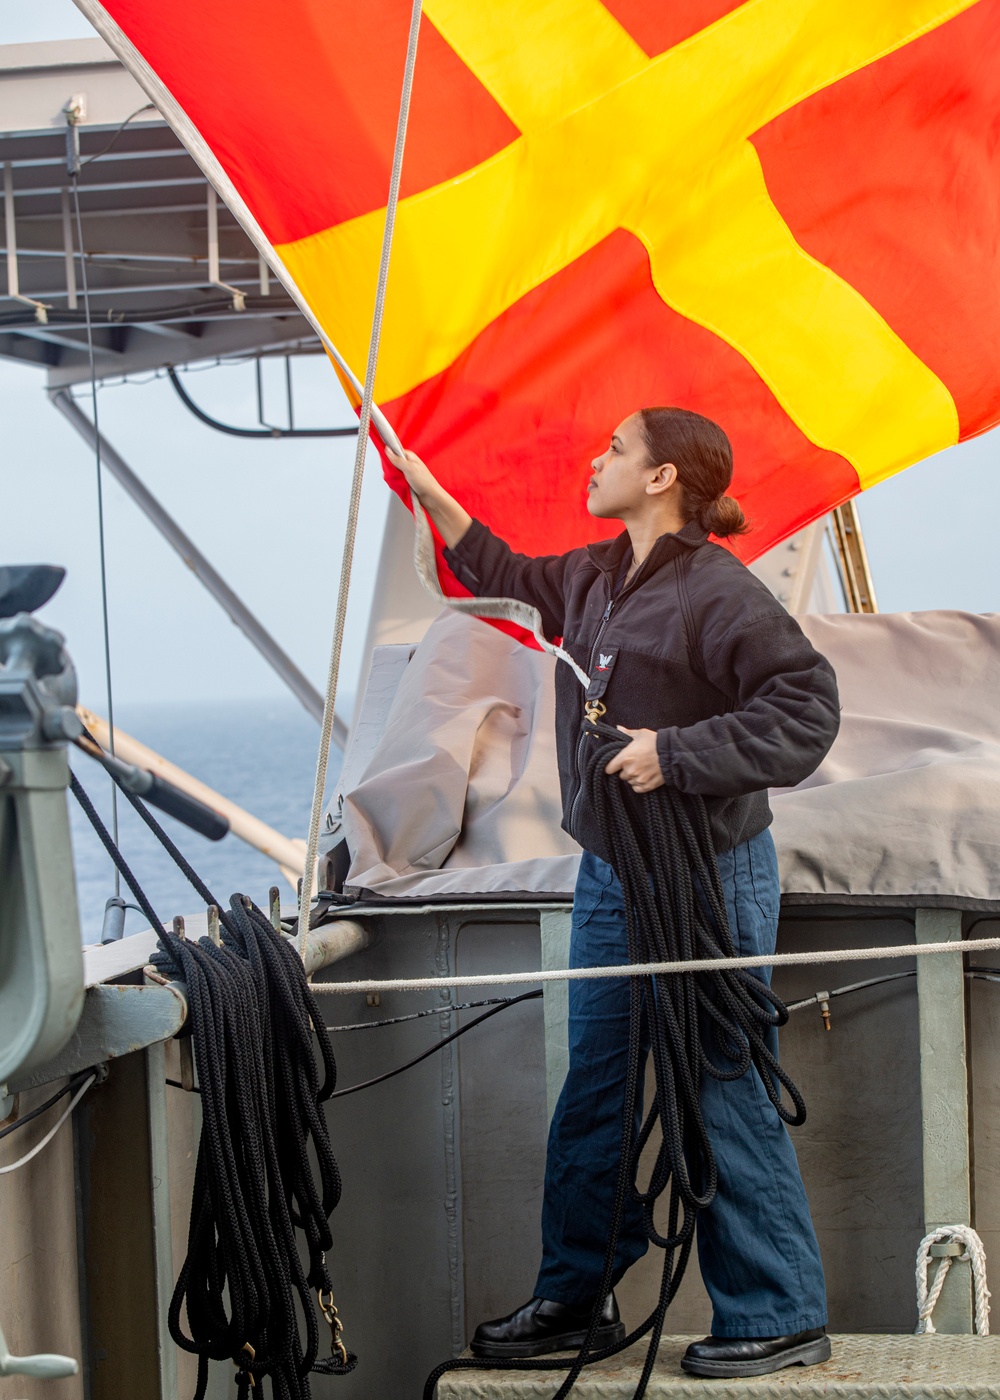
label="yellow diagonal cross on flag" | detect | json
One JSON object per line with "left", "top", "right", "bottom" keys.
{"left": 280, "top": 0, "right": 971, "bottom": 489}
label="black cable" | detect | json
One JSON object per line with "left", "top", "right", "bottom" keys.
{"left": 327, "top": 993, "right": 540, "bottom": 1032}
{"left": 787, "top": 964, "right": 1000, "bottom": 1019}
{"left": 77, "top": 726, "right": 236, "bottom": 938}
{"left": 80, "top": 103, "right": 157, "bottom": 166}
{"left": 167, "top": 366, "right": 358, "bottom": 440}
{"left": 169, "top": 991, "right": 544, "bottom": 1099}
{"left": 0, "top": 1071, "right": 94, "bottom": 1143}
{"left": 425, "top": 721, "right": 805, "bottom": 1400}
{"left": 329, "top": 991, "right": 542, "bottom": 1098}
{"left": 70, "top": 772, "right": 167, "bottom": 937}
{"left": 786, "top": 970, "right": 915, "bottom": 1013}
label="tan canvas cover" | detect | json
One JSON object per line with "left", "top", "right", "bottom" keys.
{"left": 341, "top": 609, "right": 1000, "bottom": 910}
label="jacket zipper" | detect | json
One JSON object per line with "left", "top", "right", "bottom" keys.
{"left": 569, "top": 550, "right": 676, "bottom": 837}
{"left": 587, "top": 596, "right": 615, "bottom": 677}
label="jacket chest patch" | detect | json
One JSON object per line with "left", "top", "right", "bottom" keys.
{"left": 587, "top": 648, "right": 618, "bottom": 702}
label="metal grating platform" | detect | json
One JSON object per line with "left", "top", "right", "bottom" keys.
{"left": 438, "top": 1335, "right": 1000, "bottom": 1399}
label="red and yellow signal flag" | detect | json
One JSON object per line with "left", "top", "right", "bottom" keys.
{"left": 80, "top": 0, "right": 1000, "bottom": 576}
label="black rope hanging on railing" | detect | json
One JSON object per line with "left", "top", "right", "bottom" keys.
{"left": 69, "top": 772, "right": 355, "bottom": 1397}
{"left": 153, "top": 896, "right": 356, "bottom": 1397}
{"left": 424, "top": 721, "right": 805, "bottom": 1400}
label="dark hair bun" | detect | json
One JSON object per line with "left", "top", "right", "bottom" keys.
{"left": 637, "top": 407, "right": 750, "bottom": 539}
{"left": 698, "top": 494, "right": 749, "bottom": 538}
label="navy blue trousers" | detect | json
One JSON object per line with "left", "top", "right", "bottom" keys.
{"left": 534, "top": 830, "right": 828, "bottom": 1337}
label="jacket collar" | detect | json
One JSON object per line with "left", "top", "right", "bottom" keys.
{"left": 586, "top": 518, "right": 708, "bottom": 576}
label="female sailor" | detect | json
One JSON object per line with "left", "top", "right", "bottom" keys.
{"left": 387, "top": 406, "right": 839, "bottom": 1379}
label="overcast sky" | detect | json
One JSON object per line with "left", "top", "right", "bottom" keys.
{"left": 5, "top": 1, "right": 999, "bottom": 715}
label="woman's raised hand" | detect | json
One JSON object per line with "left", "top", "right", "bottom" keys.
{"left": 385, "top": 446, "right": 438, "bottom": 504}
{"left": 384, "top": 445, "right": 473, "bottom": 549}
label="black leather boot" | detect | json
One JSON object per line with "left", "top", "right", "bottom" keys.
{"left": 470, "top": 1294, "right": 625, "bottom": 1358}
{"left": 681, "top": 1327, "right": 831, "bottom": 1377}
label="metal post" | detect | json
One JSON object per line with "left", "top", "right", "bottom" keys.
{"left": 51, "top": 388, "right": 345, "bottom": 746}
{"left": 829, "top": 500, "right": 879, "bottom": 613}
{"left": 4, "top": 163, "right": 48, "bottom": 322}
{"left": 540, "top": 908, "right": 572, "bottom": 1121}
{"left": 916, "top": 907, "right": 973, "bottom": 1332}
{"left": 61, "top": 190, "right": 78, "bottom": 311}
{"left": 5, "top": 162, "right": 19, "bottom": 299}
{"left": 206, "top": 184, "right": 245, "bottom": 310}
{"left": 146, "top": 1042, "right": 178, "bottom": 1399}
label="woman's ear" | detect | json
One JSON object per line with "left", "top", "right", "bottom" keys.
{"left": 646, "top": 461, "right": 678, "bottom": 496}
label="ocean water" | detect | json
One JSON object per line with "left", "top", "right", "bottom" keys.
{"left": 68, "top": 697, "right": 344, "bottom": 945}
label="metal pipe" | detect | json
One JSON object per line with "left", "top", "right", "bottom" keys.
{"left": 51, "top": 388, "right": 344, "bottom": 742}
{"left": 298, "top": 920, "right": 371, "bottom": 980}
{"left": 3, "top": 147, "right": 188, "bottom": 171}
{"left": 13, "top": 175, "right": 208, "bottom": 199}
{"left": 19, "top": 276, "right": 282, "bottom": 301}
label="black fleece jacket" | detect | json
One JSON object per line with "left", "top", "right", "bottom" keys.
{"left": 444, "top": 517, "right": 840, "bottom": 862}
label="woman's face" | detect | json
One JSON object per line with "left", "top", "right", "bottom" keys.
{"left": 587, "top": 414, "right": 667, "bottom": 520}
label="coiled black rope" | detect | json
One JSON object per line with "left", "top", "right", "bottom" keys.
{"left": 424, "top": 721, "right": 805, "bottom": 1400}
{"left": 70, "top": 773, "right": 354, "bottom": 1396}
{"left": 153, "top": 896, "right": 355, "bottom": 1397}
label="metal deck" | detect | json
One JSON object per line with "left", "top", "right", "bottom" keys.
{"left": 438, "top": 1335, "right": 1000, "bottom": 1399}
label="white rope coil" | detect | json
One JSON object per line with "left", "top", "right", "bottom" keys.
{"left": 915, "top": 1226, "right": 990, "bottom": 1335}
{"left": 306, "top": 929, "right": 1000, "bottom": 994}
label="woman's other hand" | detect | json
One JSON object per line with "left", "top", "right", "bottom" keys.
{"left": 604, "top": 727, "right": 665, "bottom": 793}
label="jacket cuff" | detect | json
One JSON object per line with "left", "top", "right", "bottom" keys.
{"left": 656, "top": 728, "right": 680, "bottom": 789}
{"left": 443, "top": 516, "right": 488, "bottom": 566}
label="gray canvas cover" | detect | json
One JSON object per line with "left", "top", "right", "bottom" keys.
{"left": 339, "top": 609, "right": 1000, "bottom": 910}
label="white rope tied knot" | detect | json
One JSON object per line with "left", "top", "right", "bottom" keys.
{"left": 915, "top": 1226, "right": 991, "bottom": 1335}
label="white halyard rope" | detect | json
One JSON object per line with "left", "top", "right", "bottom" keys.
{"left": 307, "top": 930, "right": 1000, "bottom": 994}
{"left": 915, "top": 1226, "right": 991, "bottom": 1335}
{"left": 297, "top": 0, "right": 424, "bottom": 955}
